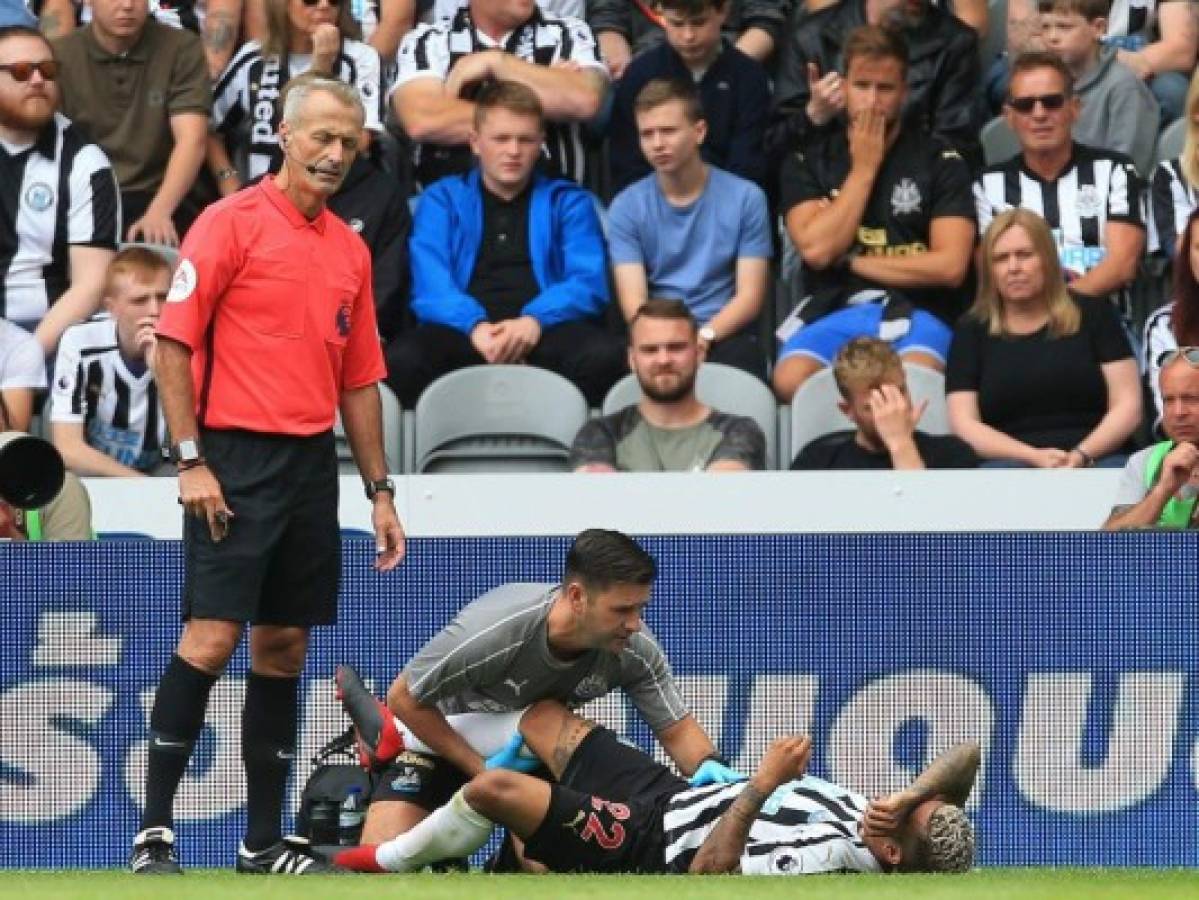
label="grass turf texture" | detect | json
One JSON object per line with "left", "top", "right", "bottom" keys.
{"left": 1, "top": 870, "right": 1197, "bottom": 899}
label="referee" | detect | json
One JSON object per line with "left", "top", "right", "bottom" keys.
{"left": 132, "top": 72, "right": 406, "bottom": 876}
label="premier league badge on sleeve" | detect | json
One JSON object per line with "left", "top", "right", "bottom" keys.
{"left": 167, "top": 260, "right": 197, "bottom": 303}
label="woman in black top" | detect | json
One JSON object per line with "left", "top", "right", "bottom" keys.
{"left": 946, "top": 208, "right": 1142, "bottom": 467}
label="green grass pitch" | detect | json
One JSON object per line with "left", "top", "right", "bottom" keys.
{"left": 2, "top": 870, "right": 1198, "bottom": 899}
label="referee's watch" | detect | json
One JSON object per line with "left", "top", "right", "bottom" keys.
{"left": 364, "top": 477, "right": 396, "bottom": 501}
{"left": 170, "top": 438, "right": 204, "bottom": 467}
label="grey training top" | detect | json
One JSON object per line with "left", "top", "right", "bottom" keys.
{"left": 401, "top": 582, "right": 688, "bottom": 732}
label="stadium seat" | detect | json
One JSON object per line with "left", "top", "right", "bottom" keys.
{"left": 334, "top": 382, "right": 402, "bottom": 475}
{"left": 118, "top": 241, "right": 180, "bottom": 269}
{"left": 1155, "top": 116, "right": 1187, "bottom": 167}
{"left": 981, "top": 116, "right": 1020, "bottom": 167}
{"left": 602, "top": 362, "right": 781, "bottom": 469}
{"left": 789, "top": 364, "right": 950, "bottom": 464}
{"left": 412, "top": 366, "right": 589, "bottom": 473}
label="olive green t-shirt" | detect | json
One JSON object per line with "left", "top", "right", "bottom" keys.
{"left": 53, "top": 19, "right": 210, "bottom": 193}
{"left": 570, "top": 406, "right": 766, "bottom": 472}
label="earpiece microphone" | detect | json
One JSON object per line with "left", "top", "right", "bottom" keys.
{"left": 282, "top": 136, "right": 335, "bottom": 176}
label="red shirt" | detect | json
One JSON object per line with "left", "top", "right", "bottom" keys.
{"left": 157, "top": 179, "right": 386, "bottom": 436}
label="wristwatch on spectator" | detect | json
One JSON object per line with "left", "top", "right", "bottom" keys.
{"left": 698, "top": 325, "right": 717, "bottom": 345}
{"left": 364, "top": 477, "right": 396, "bottom": 500}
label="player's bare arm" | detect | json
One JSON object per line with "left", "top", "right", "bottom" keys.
{"left": 862, "top": 741, "right": 981, "bottom": 838}
{"left": 688, "top": 735, "right": 813, "bottom": 874}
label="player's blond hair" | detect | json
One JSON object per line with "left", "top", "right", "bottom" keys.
{"left": 924, "top": 805, "right": 975, "bottom": 873}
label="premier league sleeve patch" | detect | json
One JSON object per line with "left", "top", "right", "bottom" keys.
{"left": 166, "top": 260, "right": 197, "bottom": 303}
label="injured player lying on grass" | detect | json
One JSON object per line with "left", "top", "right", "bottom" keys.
{"left": 333, "top": 699, "right": 980, "bottom": 875}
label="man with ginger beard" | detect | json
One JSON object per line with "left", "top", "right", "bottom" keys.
{"left": 0, "top": 25, "right": 118, "bottom": 356}
{"left": 569, "top": 298, "right": 765, "bottom": 472}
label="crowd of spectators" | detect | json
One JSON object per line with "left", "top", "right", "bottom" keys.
{"left": 3, "top": 0, "right": 1199, "bottom": 521}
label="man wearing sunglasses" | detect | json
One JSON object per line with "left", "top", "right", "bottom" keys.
{"left": 0, "top": 25, "right": 118, "bottom": 357}
{"left": 1104, "top": 347, "right": 1199, "bottom": 529}
{"left": 974, "top": 51, "right": 1145, "bottom": 325}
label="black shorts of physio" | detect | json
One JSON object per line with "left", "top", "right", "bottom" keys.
{"left": 371, "top": 751, "right": 469, "bottom": 810}
{"left": 182, "top": 428, "right": 340, "bottom": 626}
{"left": 523, "top": 726, "right": 688, "bottom": 874}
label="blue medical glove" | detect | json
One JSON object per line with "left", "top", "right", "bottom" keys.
{"left": 689, "top": 757, "right": 747, "bottom": 787}
{"left": 484, "top": 733, "right": 539, "bottom": 773}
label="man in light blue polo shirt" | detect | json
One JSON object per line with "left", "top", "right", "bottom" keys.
{"left": 608, "top": 77, "right": 772, "bottom": 380}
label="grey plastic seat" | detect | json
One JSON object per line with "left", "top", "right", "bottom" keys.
{"left": 334, "top": 383, "right": 402, "bottom": 475}
{"left": 789, "top": 364, "right": 950, "bottom": 464}
{"left": 413, "top": 366, "right": 589, "bottom": 473}
{"left": 981, "top": 116, "right": 1021, "bottom": 167}
{"left": 1155, "top": 116, "right": 1187, "bottom": 167}
{"left": 601, "top": 362, "right": 780, "bottom": 469}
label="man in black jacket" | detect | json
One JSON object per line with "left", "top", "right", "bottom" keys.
{"left": 327, "top": 156, "right": 412, "bottom": 343}
{"left": 769, "top": 0, "right": 981, "bottom": 169}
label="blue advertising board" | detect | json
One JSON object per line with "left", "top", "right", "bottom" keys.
{"left": 0, "top": 534, "right": 1195, "bottom": 868}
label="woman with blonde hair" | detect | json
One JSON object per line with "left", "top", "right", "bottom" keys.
{"left": 207, "top": 0, "right": 384, "bottom": 193}
{"left": 1149, "top": 67, "right": 1199, "bottom": 260}
{"left": 946, "top": 208, "right": 1142, "bottom": 467}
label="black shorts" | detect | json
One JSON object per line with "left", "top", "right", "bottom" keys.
{"left": 182, "top": 428, "right": 340, "bottom": 626}
{"left": 523, "top": 727, "right": 687, "bottom": 874}
{"left": 370, "top": 751, "right": 469, "bottom": 811}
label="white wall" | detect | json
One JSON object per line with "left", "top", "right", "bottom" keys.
{"left": 85, "top": 470, "right": 1124, "bottom": 538}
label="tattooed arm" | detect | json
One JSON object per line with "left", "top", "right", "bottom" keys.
{"left": 689, "top": 736, "right": 812, "bottom": 874}
{"left": 861, "top": 742, "right": 982, "bottom": 838}
{"left": 39, "top": 0, "right": 76, "bottom": 38}
{"left": 204, "top": 0, "right": 243, "bottom": 79}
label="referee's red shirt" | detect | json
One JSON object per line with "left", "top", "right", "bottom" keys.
{"left": 156, "top": 178, "right": 386, "bottom": 436}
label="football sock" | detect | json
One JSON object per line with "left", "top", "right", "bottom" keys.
{"left": 141, "top": 654, "right": 218, "bottom": 830}
{"left": 375, "top": 789, "right": 494, "bottom": 872}
{"left": 242, "top": 671, "right": 299, "bottom": 853}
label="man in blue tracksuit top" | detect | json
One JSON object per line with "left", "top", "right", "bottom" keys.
{"left": 385, "top": 80, "right": 626, "bottom": 407}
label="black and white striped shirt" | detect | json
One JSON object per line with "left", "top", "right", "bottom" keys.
{"left": 974, "top": 144, "right": 1145, "bottom": 314}
{"left": 1106, "top": 0, "right": 1154, "bottom": 39}
{"left": 429, "top": 0, "right": 585, "bottom": 19}
{"left": 0, "top": 114, "right": 120, "bottom": 334}
{"left": 1142, "top": 302, "right": 1175, "bottom": 434}
{"left": 212, "top": 40, "right": 385, "bottom": 181}
{"left": 1148, "top": 158, "right": 1197, "bottom": 258}
{"left": 394, "top": 5, "right": 607, "bottom": 185}
{"left": 661, "top": 775, "right": 881, "bottom": 875}
{"left": 50, "top": 316, "right": 166, "bottom": 473}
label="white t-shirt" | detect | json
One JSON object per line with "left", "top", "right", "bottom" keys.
{"left": 0, "top": 319, "right": 47, "bottom": 393}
